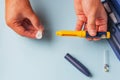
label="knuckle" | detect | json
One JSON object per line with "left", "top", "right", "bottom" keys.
{"left": 16, "top": 30, "right": 25, "bottom": 37}
{"left": 6, "top": 18, "right": 12, "bottom": 26}
{"left": 88, "top": 23, "right": 95, "bottom": 27}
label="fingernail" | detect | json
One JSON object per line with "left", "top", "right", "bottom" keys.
{"left": 36, "top": 31, "right": 43, "bottom": 39}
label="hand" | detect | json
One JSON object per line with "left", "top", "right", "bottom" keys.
{"left": 74, "top": 0, "right": 107, "bottom": 40}
{"left": 5, "top": 0, "right": 44, "bottom": 39}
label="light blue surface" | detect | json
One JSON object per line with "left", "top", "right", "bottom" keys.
{"left": 0, "top": 0, "right": 120, "bottom": 80}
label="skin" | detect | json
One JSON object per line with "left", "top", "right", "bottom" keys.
{"left": 5, "top": 0, "right": 107, "bottom": 40}
{"left": 74, "top": 0, "right": 107, "bottom": 41}
{"left": 5, "top": 0, "right": 44, "bottom": 39}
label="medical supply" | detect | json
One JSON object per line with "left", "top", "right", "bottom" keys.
{"left": 104, "top": 50, "right": 109, "bottom": 72}
{"left": 65, "top": 53, "right": 92, "bottom": 77}
{"left": 56, "top": 30, "right": 110, "bottom": 39}
{"left": 102, "top": 0, "right": 120, "bottom": 61}
{"left": 36, "top": 31, "right": 43, "bottom": 39}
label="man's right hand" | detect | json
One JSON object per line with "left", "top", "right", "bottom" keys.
{"left": 5, "top": 0, "right": 44, "bottom": 39}
{"left": 74, "top": 0, "right": 107, "bottom": 41}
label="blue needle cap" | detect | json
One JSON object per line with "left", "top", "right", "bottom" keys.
{"left": 65, "top": 53, "right": 92, "bottom": 77}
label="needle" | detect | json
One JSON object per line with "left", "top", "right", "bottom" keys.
{"left": 104, "top": 50, "right": 109, "bottom": 72}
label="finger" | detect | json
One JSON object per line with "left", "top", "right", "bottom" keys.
{"left": 22, "top": 18, "right": 36, "bottom": 30}
{"left": 92, "top": 24, "right": 107, "bottom": 41}
{"left": 98, "top": 24, "right": 107, "bottom": 32}
{"left": 27, "top": 12, "right": 44, "bottom": 32}
{"left": 87, "top": 14, "right": 97, "bottom": 36}
{"left": 91, "top": 25, "right": 100, "bottom": 41}
{"left": 23, "top": 30, "right": 38, "bottom": 39}
{"left": 96, "top": 4, "right": 108, "bottom": 32}
{"left": 93, "top": 38, "right": 101, "bottom": 41}
{"left": 22, "top": 18, "right": 44, "bottom": 39}
{"left": 85, "top": 25, "right": 93, "bottom": 41}
{"left": 75, "top": 15, "right": 87, "bottom": 31}
{"left": 11, "top": 23, "right": 37, "bottom": 38}
{"left": 96, "top": 18, "right": 107, "bottom": 32}
{"left": 74, "top": 0, "right": 83, "bottom": 15}
{"left": 75, "top": 20, "right": 84, "bottom": 31}
{"left": 86, "top": 38, "right": 93, "bottom": 41}
{"left": 74, "top": 0, "right": 86, "bottom": 31}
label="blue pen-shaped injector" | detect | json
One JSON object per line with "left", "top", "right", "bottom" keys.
{"left": 65, "top": 53, "right": 92, "bottom": 77}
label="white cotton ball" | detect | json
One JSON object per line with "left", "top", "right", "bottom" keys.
{"left": 36, "top": 31, "right": 43, "bottom": 39}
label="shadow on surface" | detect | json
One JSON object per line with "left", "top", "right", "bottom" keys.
{"left": 31, "top": 1, "right": 53, "bottom": 43}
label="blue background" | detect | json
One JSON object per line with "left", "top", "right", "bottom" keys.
{"left": 0, "top": 0, "right": 120, "bottom": 80}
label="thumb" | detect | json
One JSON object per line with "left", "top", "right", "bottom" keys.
{"left": 87, "top": 15, "right": 97, "bottom": 36}
{"left": 27, "top": 13, "right": 44, "bottom": 32}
